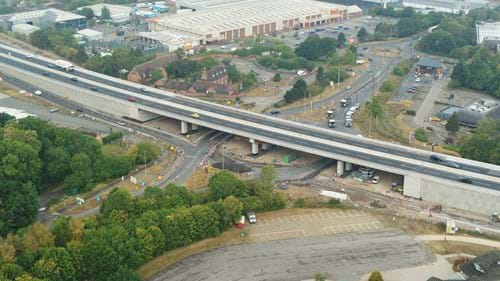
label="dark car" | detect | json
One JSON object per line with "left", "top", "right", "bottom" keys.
{"left": 42, "top": 72, "right": 50, "bottom": 76}
{"left": 459, "top": 177, "right": 473, "bottom": 184}
{"left": 429, "top": 154, "right": 445, "bottom": 162}
{"left": 47, "top": 64, "right": 54, "bottom": 68}
{"left": 70, "top": 77, "right": 78, "bottom": 82}
{"left": 76, "top": 108, "right": 83, "bottom": 112}
{"left": 90, "top": 87, "right": 98, "bottom": 91}
{"left": 270, "top": 111, "right": 280, "bottom": 115}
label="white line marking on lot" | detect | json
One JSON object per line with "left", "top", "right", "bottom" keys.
{"left": 252, "top": 230, "right": 305, "bottom": 238}
{"left": 284, "top": 216, "right": 290, "bottom": 223}
{"left": 278, "top": 217, "right": 283, "bottom": 224}
{"left": 263, "top": 218, "right": 269, "bottom": 225}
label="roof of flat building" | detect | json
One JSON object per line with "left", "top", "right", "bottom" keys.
{"left": 78, "top": 3, "right": 132, "bottom": 17}
{"left": 151, "top": 0, "right": 350, "bottom": 35}
{"left": 5, "top": 8, "right": 85, "bottom": 23}
{"left": 417, "top": 57, "right": 442, "bottom": 68}
{"left": 138, "top": 30, "right": 203, "bottom": 45}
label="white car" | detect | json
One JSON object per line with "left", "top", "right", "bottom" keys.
{"left": 371, "top": 176, "right": 380, "bottom": 184}
{"left": 247, "top": 211, "right": 257, "bottom": 224}
{"left": 221, "top": 45, "right": 227, "bottom": 49}
{"left": 297, "top": 70, "right": 307, "bottom": 76}
{"left": 116, "top": 121, "right": 126, "bottom": 126}
{"left": 34, "top": 90, "right": 42, "bottom": 96}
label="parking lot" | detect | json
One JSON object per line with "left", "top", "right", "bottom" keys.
{"left": 247, "top": 208, "right": 383, "bottom": 242}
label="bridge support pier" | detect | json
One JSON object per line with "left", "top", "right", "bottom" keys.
{"left": 250, "top": 138, "right": 259, "bottom": 155}
{"left": 191, "top": 124, "right": 199, "bottom": 131}
{"left": 261, "top": 143, "right": 269, "bottom": 151}
{"left": 336, "top": 160, "right": 344, "bottom": 177}
{"left": 345, "top": 162, "right": 353, "bottom": 172}
{"left": 180, "top": 121, "right": 188, "bottom": 134}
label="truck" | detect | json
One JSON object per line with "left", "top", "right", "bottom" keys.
{"left": 340, "top": 97, "right": 352, "bottom": 108}
{"left": 327, "top": 109, "right": 335, "bottom": 118}
{"left": 55, "top": 60, "right": 74, "bottom": 72}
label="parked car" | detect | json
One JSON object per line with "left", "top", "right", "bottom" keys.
{"left": 70, "top": 77, "right": 78, "bottom": 82}
{"left": 247, "top": 211, "right": 257, "bottom": 224}
{"left": 49, "top": 108, "right": 59, "bottom": 113}
{"left": 127, "top": 97, "right": 137, "bottom": 102}
{"left": 116, "top": 121, "right": 126, "bottom": 126}
{"left": 191, "top": 112, "right": 200, "bottom": 118}
{"left": 90, "top": 87, "right": 98, "bottom": 91}
{"left": 34, "top": 90, "right": 42, "bottom": 96}
{"left": 371, "top": 176, "right": 380, "bottom": 184}
{"left": 270, "top": 111, "right": 280, "bottom": 115}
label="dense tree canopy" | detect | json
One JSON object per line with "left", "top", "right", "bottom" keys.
{"left": 295, "top": 35, "right": 336, "bottom": 60}
{"left": 458, "top": 119, "right": 500, "bottom": 165}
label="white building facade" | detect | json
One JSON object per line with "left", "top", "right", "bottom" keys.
{"left": 476, "top": 21, "right": 500, "bottom": 44}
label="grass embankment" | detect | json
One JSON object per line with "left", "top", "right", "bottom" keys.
{"left": 354, "top": 74, "right": 408, "bottom": 143}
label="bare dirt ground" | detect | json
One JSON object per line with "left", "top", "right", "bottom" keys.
{"left": 221, "top": 136, "right": 322, "bottom": 166}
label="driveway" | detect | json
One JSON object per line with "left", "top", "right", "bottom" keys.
{"left": 148, "top": 229, "right": 433, "bottom": 281}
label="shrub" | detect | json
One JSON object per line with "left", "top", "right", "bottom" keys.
{"left": 406, "top": 109, "right": 416, "bottom": 115}
{"left": 414, "top": 128, "right": 428, "bottom": 142}
{"left": 380, "top": 81, "right": 394, "bottom": 92}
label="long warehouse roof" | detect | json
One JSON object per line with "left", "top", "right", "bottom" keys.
{"left": 151, "top": 0, "right": 348, "bottom": 35}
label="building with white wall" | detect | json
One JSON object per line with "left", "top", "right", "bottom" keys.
{"left": 149, "top": 0, "right": 352, "bottom": 43}
{"left": 77, "top": 28, "right": 104, "bottom": 41}
{"left": 138, "top": 30, "right": 202, "bottom": 51}
{"left": 11, "top": 23, "right": 40, "bottom": 36}
{"left": 476, "top": 21, "right": 500, "bottom": 44}
{"left": 402, "top": 0, "right": 472, "bottom": 14}
{"left": 79, "top": 4, "right": 132, "bottom": 24}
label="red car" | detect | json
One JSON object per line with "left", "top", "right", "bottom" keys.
{"left": 128, "top": 97, "right": 137, "bottom": 102}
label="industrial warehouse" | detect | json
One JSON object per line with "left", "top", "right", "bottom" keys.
{"left": 143, "top": 0, "right": 358, "bottom": 48}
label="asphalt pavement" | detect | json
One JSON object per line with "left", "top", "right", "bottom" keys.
{"left": 148, "top": 229, "right": 433, "bottom": 281}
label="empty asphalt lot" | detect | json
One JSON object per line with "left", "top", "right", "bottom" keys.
{"left": 148, "top": 229, "right": 432, "bottom": 281}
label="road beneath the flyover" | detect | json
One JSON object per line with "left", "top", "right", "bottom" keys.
{"left": 148, "top": 230, "right": 432, "bottom": 281}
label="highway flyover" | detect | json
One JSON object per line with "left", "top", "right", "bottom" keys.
{"left": 0, "top": 43, "right": 499, "bottom": 215}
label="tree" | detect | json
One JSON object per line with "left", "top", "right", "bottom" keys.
{"left": 221, "top": 196, "right": 243, "bottom": 227}
{"left": 316, "top": 66, "right": 327, "bottom": 87}
{"left": 65, "top": 152, "right": 93, "bottom": 193}
{"left": 208, "top": 170, "right": 248, "bottom": 201}
{"left": 295, "top": 35, "right": 336, "bottom": 60}
{"left": 337, "top": 32, "right": 346, "bottom": 47}
{"left": 365, "top": 97, "right": 383, "bottom": 136}
{"left": 314, "top": 272, "right": 328, "bottom": 281}
{"left": 357, "top": 27, "right": 369, "bottom": 42}
{"left": 272, "top": 73, "right": 281, "bottom": 82}
{"left": 129, "top": 141, "right": 159, "bottom": 165}
{"left": 33, "top": 247, "right": 76, "bottom": 281}
{"left": 78, "top": 7, "right": 94, "bottom": 19}
{"left": 259, "top": 165, "right": 276, "bottom": 188}
{"left": 149, "top": 69, "right": 163, "bottom": 84}
{"left": 22, "top": 222, "right": 54, "bottom": 252}
{"left": 458, "top": 119, "right": 500, "bottom": 165}
{"left": 369, "top": 271, "right": 384, "bottom": 281}
{"left": 0, "top": 113, "right": 14, "bottom": 127}
{"left": 101, "top": 6, "right": 111, "bottom": 20}
{"left": 419, "top": 30, "right": 457, "bottom": 55}
{"left": 100, "top": 188, "right": 134, "bottom": 219}
{"left": 445, "top": 113, "right": 459, "bottom": 134}
{"left": 51, "top": 217, "right": 72, "bottom": 247}
{"left": 227, "top": 65, "right": 240, "bottom": 83}
{"left": 82, "top": 224, "right": 145, "bottom": 281}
